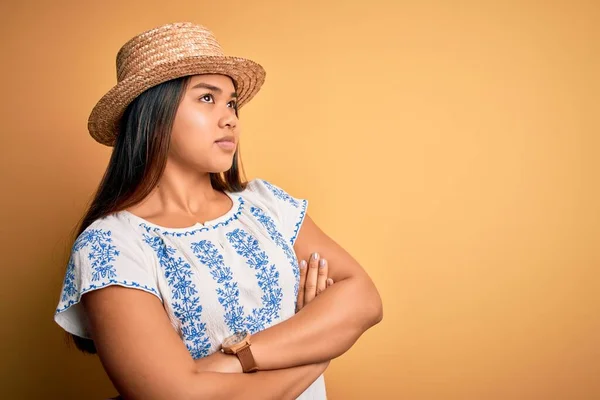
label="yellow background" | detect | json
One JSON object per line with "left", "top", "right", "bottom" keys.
{"left": 1, "top": 0, "right": 598, "bottom": 399}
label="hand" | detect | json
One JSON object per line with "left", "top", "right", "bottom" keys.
{"left": 296, "top": 252, "right": 334, "bottom": 312}
{"left": 194, "top": 350, "right": 243, "bottom": 374}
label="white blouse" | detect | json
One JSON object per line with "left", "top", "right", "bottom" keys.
{"left": 54, "top": 178, "right": 326, "bottom": 399}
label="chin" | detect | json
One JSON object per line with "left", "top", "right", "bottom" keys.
{"left": 207, "top": 160, "right": 235, "bottom": 174}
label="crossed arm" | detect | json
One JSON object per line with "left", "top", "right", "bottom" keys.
{"left": 82, "top": 215, "right": 383, "bottom": 399}
{"left": 194, "top": 215, "right": 383, "bottom": 373}
{"left": 253, "top": 214, "right": 383, "bottom": 368}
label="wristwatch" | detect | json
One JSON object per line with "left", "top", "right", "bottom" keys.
{"left": 221, "top": 331, "right": 258, "bottom": 373}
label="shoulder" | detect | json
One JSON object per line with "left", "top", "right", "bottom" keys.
{"left": 242, "top": 178, "right": 306, "bottom": 208}
{"left": 239, "top": 178, "right": 309, "bottom": 245}
{"left": 56, "top": 212, "right": 163, "bottom": 337}
{"left": 71, "top": 212, "right": 150, "bottom": 257}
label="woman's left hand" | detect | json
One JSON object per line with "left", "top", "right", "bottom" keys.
{"left": 296, "top": 253, "right": 334, "bottom": 312}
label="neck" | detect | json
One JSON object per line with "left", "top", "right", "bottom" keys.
{"left": 142, "top": 161, "right": 221, "bottom": 217}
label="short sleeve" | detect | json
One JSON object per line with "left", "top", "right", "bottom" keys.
{"left": 246, "top": 179, "right": 309, "bottom": 246}
{"left": 54, "top": 219, "right": 162, "bottom": 338}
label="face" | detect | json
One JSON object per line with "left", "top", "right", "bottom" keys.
{"left": 169, "top": 74, "right": 240, "bottom": 173}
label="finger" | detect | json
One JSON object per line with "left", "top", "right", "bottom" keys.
{"left": 296, "top": 260, "right": 307, "bottom": 312}
{"left": 304, "top": 252, "right": 320, "bottom": 304}
{"left": 316, "top": 258, "right": 328, "bottom": 296}
{"left": 327, "top": 278, "right": 334, "bottom": 287}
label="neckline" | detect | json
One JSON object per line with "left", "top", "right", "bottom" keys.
{"left": 120, "top": 190, "right": 242, "bottom": 233}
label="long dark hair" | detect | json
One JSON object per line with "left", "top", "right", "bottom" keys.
{"left": 66, "top": 75, "right": 246, "bottom": 354}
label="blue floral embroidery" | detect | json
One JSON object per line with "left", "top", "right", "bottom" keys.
{"left": 79, "top": 229, "right": 119, "bottom": 281}
{"left": 61, "top": 258, "right": 77, "bottom": 302}
{"left": 57, "top": 280, "right": 159, "bottom": 314}
{"left": 143, "top": 235, "right": 211, "bottom": 359}
{"left": 260, "top": 180, "right": 308, "bottom": 245}
{"left": 56, "top": 228, "right": 160, "bottom": 314}
{"left": 190, "top": 241, "right": 246, "bottom": 332}
{"left": 58, "top": 229, "right": 117, "bottom": 303}
{"left": 225, "top": 229, "right": 283, "bottom": 333}
{"left": 290, "top": 199, "right": 308, "bottom": 245}
{"left": 262, "top": 180, "right": 302, "bottom": 207}
{"left": 249, "top": 206, "right": 300, "bottom": 299}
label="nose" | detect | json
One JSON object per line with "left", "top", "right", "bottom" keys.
{"left": 219, "top": 108, "right": 238, "bottom": 131}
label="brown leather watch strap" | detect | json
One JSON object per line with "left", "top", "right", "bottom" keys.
{"left": 237, "top": 345, "right": 258, "bottom": 373}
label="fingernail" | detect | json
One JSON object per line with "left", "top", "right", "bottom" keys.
{"left": 327, "top": 278, "right": 333, "bottom": 285}
{"left": 319, "top": 259, "right": 326, "bottom": 268}
{"left": 312, "top": 252, "right": 319, "bottom": 260}
{"left": 300, "top": 260, "right": 307, "bottom": 268}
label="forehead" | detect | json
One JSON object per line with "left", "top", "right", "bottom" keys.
{"left": 188, "top": 74, "right": 235, "bottom": 90}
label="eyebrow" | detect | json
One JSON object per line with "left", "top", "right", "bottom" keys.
{"left": 190, "top": 82, "right": 238, "bottom": 98}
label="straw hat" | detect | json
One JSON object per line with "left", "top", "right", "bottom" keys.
{"left": 87, "top": 22, "right": 266, "bottom": 147}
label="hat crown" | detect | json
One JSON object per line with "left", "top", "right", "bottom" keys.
{"left": 115, "top": 22, "right": 225, "bottom": 82}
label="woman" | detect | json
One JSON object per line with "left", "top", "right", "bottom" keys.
{"left": 55, "top": 22, "right": 383, "bottom": 400}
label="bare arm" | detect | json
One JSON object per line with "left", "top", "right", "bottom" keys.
{"left": 248, "top": 214, "right": 384, "bottom": 370}
{"left": 82, "top": 286, "right": 327, "bottom": 400}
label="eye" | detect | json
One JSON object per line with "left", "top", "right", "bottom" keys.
{"left": 228, "top": 100, "right": 238, "bottom": 109}
{"left": 199, "top": 93, "right": 214, "bottom": 103}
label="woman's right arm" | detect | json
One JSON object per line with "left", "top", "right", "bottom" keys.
{"left": 82, "top": 285, "right": 327, "bottom": 400}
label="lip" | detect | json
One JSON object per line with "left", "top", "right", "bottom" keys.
{"left": 215, "top": 136, "right": 237, "bottom": 151}
{"left": 215, "top": 135, "right": 235, "bottom": 143}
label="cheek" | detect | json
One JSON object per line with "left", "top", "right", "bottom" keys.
{"left": 173, "top": 108, "right": 208, "bottom": 135}
{"left": 171, "top": 106, "right": 214, "bottom": 148}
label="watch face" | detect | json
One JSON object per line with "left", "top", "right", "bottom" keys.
{"left": 223, "top": 331, "right": 247, "bottom": 347}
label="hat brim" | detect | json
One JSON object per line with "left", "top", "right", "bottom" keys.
{"left": 87, "top": 55, "right": 266, "bottom": 147}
